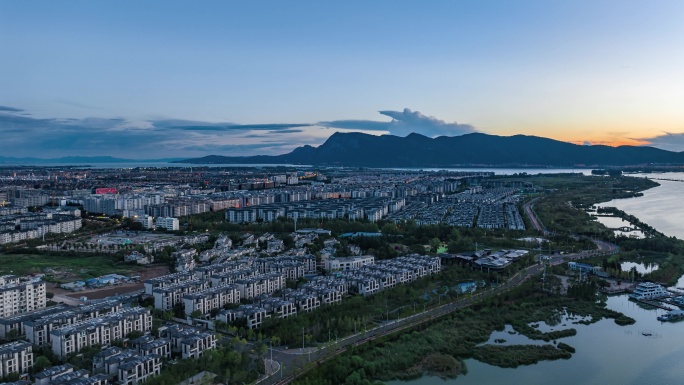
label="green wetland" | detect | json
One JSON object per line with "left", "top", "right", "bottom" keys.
{"left": 389, "top": 294, "right": 684, "bottom": 385}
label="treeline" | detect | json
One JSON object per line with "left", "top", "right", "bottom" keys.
{"left": 144, "top": 346, "right": 259, "bottom": 385}
{"left": 255, "top": 265, "right": 483, "bottom": 346}
{"left": 598, "top": 206, "right": 663, "bottom": 237}
{"left": 293, "top": 275, "right": 638, "bottom": 385}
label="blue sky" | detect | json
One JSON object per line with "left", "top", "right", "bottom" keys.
{"left": 2, "top": 1, "right": 684, "bottom": 158}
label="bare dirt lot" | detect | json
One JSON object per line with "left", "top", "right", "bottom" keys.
{"left": 50, "top": 264, "right": 169, "bottom": 302}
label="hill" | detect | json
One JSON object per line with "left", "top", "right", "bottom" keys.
{"left": 174, "top": 132, "right": 684, "bottom": 167}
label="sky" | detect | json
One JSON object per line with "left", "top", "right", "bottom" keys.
{"left": 2, "top": 0, "right": 684, "bottom": 159}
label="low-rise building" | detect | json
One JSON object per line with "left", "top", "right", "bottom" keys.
{"left": 182, "top": 284, "right": 240, "bottom": 317}
{"left": 218, "top": 305, "right": 269, "bottom": 329}
{"left": 50, "top": 307, "right": 152, "bottom": 358}
{"left": 117, "top": 354, "right": 162, "bottom": 385}
{"left": 157, "top": 324, "right": 217, "bottom": 359}
{"left": 131, "top": 335, "right": 171, "bottom": 359}
{"left": 0, "top": 341, "right": 33, "bottom": 379}
{"left": 0, "top": 276, "right": 47, "bottom": 318}
{"left": 155, "top": 217, "right": 179, "bottom": 231}
{"left": 324, "top": 255, "right": 375, "bottom": 272}
{"left": 34, "top": 364, "right": 76, "bottom": 385}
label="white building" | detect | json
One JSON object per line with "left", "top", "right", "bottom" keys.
{"left": 117, "top": 354, "right": 162, "bottom": 385}
{"left": 181, "top": 333, "right": 217, "bottom": 359}
{"left": 155, "top": 217, "right": 179, "bottom": 231}
{"left": 0, "top": 341, "right": 33, "bottom": 379}
{"left": 50, "top": 307, "right": 152, "bottom": 358}
{"left": 324, "top": 255, "right": 375, "bottom": 272}
{"left": 134, "top": 214, "right": 154, "bottom": 229}
{"left": 0, "top": 276, "right": 46, "bottom": 318}
{"left": 182, "top": 285, "right": 240, "bottom": 317}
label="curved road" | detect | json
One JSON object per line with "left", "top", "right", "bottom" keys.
{"left": 257, "top": 261, "right": 551, "bottom": 385}
{"left": 254, "top": 199, "right": 621, "bottom": 384}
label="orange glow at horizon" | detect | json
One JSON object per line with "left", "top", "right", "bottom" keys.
{"left": 565, "top": 138, "right": 651, "bottom": 147}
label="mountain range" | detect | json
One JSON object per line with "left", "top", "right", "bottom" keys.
{"left": 175, "top": 132, "right": 684, "bottom": 167}
{"left": 0, "top": 156, "right": 181, "bottom": 165}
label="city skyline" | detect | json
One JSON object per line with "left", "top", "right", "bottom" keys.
{"left": 2, "top": 1, "right": 684, "bottom": 158}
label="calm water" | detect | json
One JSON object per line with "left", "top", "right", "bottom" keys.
{"left": 382, "top": 167, "right": 593, "bottom": 175}
{"left": 10, "top": 162, "right": 313, "bottom": 169}
{"left": 621, "top": 261, "right": 659, "bottom": 274}
{"left": 390, "top": 173, "right": 684, "bottom": 385}
{"left": 389, "top": 295, "right": 684, "bottom": 385}
{"left": 598, "top": 173, "right": 684, "bottom": 240}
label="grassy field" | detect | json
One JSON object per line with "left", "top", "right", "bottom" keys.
{"left": 0, "top": 253, "right": 139, "bottom": 281}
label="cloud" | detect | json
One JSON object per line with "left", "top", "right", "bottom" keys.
{"left": 379, "top": 108, "right": 476, "bottom": 137}
{"left": 0, "top": 105, "right": 23, "bottom": 113}
{"left": 170, "top": 123, "right": 312, "bottom": 131}
{"left": 0, "top": 106, "right": 329, "bottom": 158}
{"left": 635, "top": 132, "right": 684, "bottom": 152}
{"left": 319, "top": 108, "right": 475, "bottom": 138}
{"left": 0, "top": 107, "right": 478, "bottom": 159}
{"left": 180, "top": 143, "right": 290, "bottom": 152}
{"left": 318, "top": 119, "right": 390, "bottom": 131}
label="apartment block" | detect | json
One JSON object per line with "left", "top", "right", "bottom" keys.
{"left": 0, "top": 341, "right": 33, "bottom": 379}
{"left": 50, "top": 307, "right": 152, "bottom": 358}
{"left": 24, "top": 299, "right": 122, "bottom": 345}
{"left": 182, "top": 284, "right": 240, "bottom": 317}
{"left": 0, "top": 276, "right": 46, "bottom": 318}
{"left": 157, "top": 324, "right": 217, "bottom": 359}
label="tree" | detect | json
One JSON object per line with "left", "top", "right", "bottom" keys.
{"left": 33, "top": 356, "right": 52, "bottom": 373}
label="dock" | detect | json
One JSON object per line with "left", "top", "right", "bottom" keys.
{"left": 630, "top": 297, "right": 675, "bottom": 311}
{"left": 599, "top": 287, "right": 627, "bottom": 295}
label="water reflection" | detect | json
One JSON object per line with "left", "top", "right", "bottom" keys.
{"left": 593, "top": 215, "right": 645, "bottom": 239}
{"left": 600, "top": 173, "right": 684, "bottom": 240}
{"left": 621, "top": 262, "right": 659, "bottom": 274}
{"left": 388, "top": 295, "right": 684, "bottom": 385}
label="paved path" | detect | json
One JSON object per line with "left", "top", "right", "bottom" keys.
{"left": 255, "top": 261, "right": 550, "bottom": 385}
{"left": 523, "top": 197, "right": 546, "bottom": 234}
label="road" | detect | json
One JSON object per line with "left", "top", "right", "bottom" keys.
{"left": 523, "top": 197, "right": 619, "bottom": 257}
{"left": 253, "top": 200, "right": 622, "bottom": 384}
{"left": 523, "top": 197, "right": 546, "bottom": 234}
{"left": 256, "top": 261, "right": 548, "bottom": 385}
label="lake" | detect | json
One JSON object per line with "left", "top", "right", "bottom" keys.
{"left": 381, "top": 167, "right": 593, "bottom": 175}
{"left": 390, "top": 173, "right": 684, "bottom": 385}
{"left": 598, "top": 173, "right": 684, "bottom": 240}
{"left": 388, "top": 295, "right": 684, "bottom": 385}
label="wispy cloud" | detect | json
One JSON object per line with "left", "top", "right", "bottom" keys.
{"left": 0, "top": 105, "right": 480, "bottom": 158}
{"left": 0, "top": 106, "right": 313, "bottom": 158}
{"left": 318, "top": 119, "right": 390, "bottom": 131}
{"left": 171, "top": 123, "right": 312, "bottom": 131}
{"left": 0, "top": 106, "right": 24, "bottom": 113}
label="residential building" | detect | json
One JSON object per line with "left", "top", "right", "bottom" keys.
{"left": 50, "top": 307, "right": 152, "bottom": 358}
{"left": 155, "top": 217, "right": 179, "bottom": 231}
{"left": 0, "top": 341, "right": 33, "bottom": 379}
{"left": 0, "top": 276, "right": 46, "bottom": 318}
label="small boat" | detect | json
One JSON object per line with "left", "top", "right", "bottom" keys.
{"left": 657, "top": 310, "right": 684, "bottom": 322}
{"left": 641, "top": 330, "right": 653, "bottom": 336}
